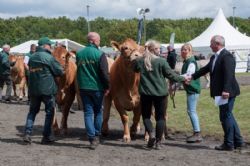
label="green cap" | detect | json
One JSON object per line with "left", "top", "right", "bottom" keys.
{"left": 38, "top": 37, "right": 55, "bottom": 46}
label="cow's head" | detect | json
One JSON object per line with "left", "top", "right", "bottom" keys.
{"left": 111, "top": 38, "right": 144, "bottom": 61}
{"left": 52, "top": 46, "right": 72, "bottom": 69}
{"left": 8, "top": 54, "right": 17, "bottom": 63}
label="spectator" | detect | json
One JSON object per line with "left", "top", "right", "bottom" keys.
{"left": 167, "top": 45, "right": 177, "bottom": 70}
{"left": 246, "top": 54, "right": 250, "bottom": 72}
{"left": 24, "top": 44, "right": 36, "bottom": 102}
{"left": 0, "top": 44, "right": 13, "bottom": 102}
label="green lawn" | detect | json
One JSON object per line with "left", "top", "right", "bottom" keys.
{"left": 109, "top": 85, "right": 250, "bottom": 141}
{"left": 167, "top": 85, "right": 250, "bottom": 141}
{"left": 236, "top": 72, "right": 250, "bottom": 76}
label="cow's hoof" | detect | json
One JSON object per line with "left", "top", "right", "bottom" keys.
{"left": 144, "top": 135, "right": 150, "bottom": 142}
{"left": 101, "top": 130, "right": 109, "bottom": 137}
{"left": 123, "top": 136, "right": 131, "bottom": 143}
{"left": 53, "top": 128, "right": 61, "bottom": 136}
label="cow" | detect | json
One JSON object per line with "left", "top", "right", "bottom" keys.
{"left": 52, "top": 47, "right": 114, "bottom": 135}
{"left": 52, "top": 46, "right": 78, "bottom": 135}
{"left": 102, "top": 38, "right": 144, "bottom": 142}
{"left": 8, "top": 54, "right": 26, "bottom": 100}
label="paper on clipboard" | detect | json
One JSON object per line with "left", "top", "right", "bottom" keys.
{"left": 214, "top": 96, "right": 228, "bottom": 106}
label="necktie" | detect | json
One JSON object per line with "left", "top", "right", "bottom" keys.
{"left": 212, "top": 54, "right": 218, "bottom": 72}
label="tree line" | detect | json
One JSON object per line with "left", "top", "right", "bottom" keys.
{"left": 0, "top": 16, "right": 250, "bottom": 47}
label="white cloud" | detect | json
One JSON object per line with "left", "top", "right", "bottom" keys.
{"left": 0, "top": 0, "right": 249, "bottom": 19}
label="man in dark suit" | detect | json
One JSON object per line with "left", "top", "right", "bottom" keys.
{"left": 191, "top": 35, "right": 244, "bottom": 151}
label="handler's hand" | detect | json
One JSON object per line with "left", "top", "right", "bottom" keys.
{"left": 222, "top": 91, "right": 230, "bottom": 99}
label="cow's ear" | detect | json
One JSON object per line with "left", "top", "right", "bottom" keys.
{"left": 139, "top": 46, "right": 145, "bottom": 54}
{"left": 110, "top": 41, "right": 120, "bottom": 51}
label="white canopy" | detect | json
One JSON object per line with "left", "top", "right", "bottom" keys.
{"left": 189, "top": 8, "right": 250, "bottom": 49}
{"left": 10, "top": 39, "right": 85, "bottom": 54}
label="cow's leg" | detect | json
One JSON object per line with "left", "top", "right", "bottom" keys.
{"left": 13, "top": 83, "right": 17, "bottom": 98}
{"left": 74, "top": 80, "right": 83, "bottom": 110}
{"left": 130, "top": 106, "right": 141, "bottom": 139}
{"left": 114, "top": 101, "right": 130, "bottom": 142}
{"left": 18, "top": 78, "right": 26, "bottom": 100}
{"left": 101, "top": 94, "right": 112, "bottom": 136}
{"left": 60, "top": 88, "right": 75, "bottom": 135}
{"left": 52, "top": 106, "right": 60, "bottom": 135}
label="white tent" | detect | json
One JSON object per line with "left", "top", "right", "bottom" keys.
{"left": 10, "top": 39, "right": 85, "bottom": 54}
{"left": 189, "top": 8, "right": 250, "bottom": 72}
{"left": 189, "top": 8, "right": 250, "bottom": 49}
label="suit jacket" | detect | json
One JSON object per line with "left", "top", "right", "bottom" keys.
{"left": 192, "top": 48, "right": 240, "bottom": 98}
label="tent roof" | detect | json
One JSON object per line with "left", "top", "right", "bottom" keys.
{"left": 10, "top": 39, "right": 85, "bottom": 54}
{"left": 189, "top": 8, "right": 250, "bottom": 48}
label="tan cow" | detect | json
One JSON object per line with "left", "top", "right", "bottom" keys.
{"left": 102, "top": 38, "right": 144, "bottom": 142}
{"left": 9, "top": 54, "right": 26, "bottom": 100}
{"left": 52, "top": 47, "right": 78, "bottom": 135}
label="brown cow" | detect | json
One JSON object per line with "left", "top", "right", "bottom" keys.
{"left": 9, "top": 54, "right": 26, "bottom": 100}
{"left": 52, "top": 47, "right": 78, "bottom": 135}
{"left": 102, "top": 38, "right": 144, "bottom": 142}
{"left": 52, "top": 47, "right": 114, "bottom": 135}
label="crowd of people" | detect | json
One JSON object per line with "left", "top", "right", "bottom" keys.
{"left": 0, "top": 33, "right": 246, "bottom": 151}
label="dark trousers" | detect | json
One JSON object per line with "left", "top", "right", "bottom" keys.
{"left": 24, "top": 95, "right": 55, "bottom": 137}
{"left": 219, "top": 97, "right": 243, "bottom": 148}
{"left": 141, "top": 95, "right": 167, "bottom": 140}
{"left": 0, "top": 75, "right": 12, "bottom": 99}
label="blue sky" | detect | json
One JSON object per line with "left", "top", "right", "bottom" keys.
{"left": 0, "top": 0, "right": 249, "bottom": 19}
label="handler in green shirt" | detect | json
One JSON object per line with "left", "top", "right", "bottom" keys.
{"left": 23, "top": 37, "right": 63, "bottom": 145}
{"left": 0, "top": 44, "right": 13, "bottom": 101}
{"left": 133, "top": 40, "right": 187, "bottom": 150}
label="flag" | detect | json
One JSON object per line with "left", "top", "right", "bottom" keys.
{"left": 169, "top": 32, "right": 175, "bottom": 48}
{"left": 137, "top": 18, "right": 144, "bottom": 45}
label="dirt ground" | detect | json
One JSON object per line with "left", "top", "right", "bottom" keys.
{"left": 0, "top": 98, "right": 250, "bottom": 166}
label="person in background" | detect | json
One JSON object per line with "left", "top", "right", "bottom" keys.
{"left": 76, "top": 32, "right": 109, "bottom": 150}
{"left": 167, "top": 45, "right": 177, "bottom": 70}
{"left": 23, "top": 37, "right": 63, "bottom": 145}
{"left": 246, "top": 54, "right": 250, "bottom": 72}
{"left": 0, "top": 44, "right": 13, "bottom": 102}
{"left": 191, "top": 35, "right": 245, "bottom": 151}
{"left": 180, "top": 43, "right": 202, "bottom": 143}
{"left": 133, "top": 40, "right": 188, "bottom": 150}
{"left": 24, "top": 44, "right": 36, "bottom": 103}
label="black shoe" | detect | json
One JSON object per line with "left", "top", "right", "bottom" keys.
{"left": 147, "top": 137, "right": 156, "bottom": 148}
{"left": 41, "top": 136, "right": 56, "bottom": 145}
{"left": 235, "top": 143, "right": 247, "bottom": 150}
{"left": 23, "top": 134, "right": 32, "bottom": 144}
{"left": 215, "top": 144, "right": 234, "bottom": 151}
{"left": 155, "top": 140, "right": 163, "bottom": 150}
{"left": 89, "top": 138, "right": 99, "bottom": 150}
{"left": 4, "top": 97, "right": 11, "bottom": 102}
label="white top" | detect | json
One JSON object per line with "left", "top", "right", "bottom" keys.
{"left": 24, "top": 56, "right": 30, "bottom": 65}
{"left": 181, "top": 63, "right": 196, "bottom": 77}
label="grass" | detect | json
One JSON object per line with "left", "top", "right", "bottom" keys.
{"left": 110, "top": 85, "right": 250, "bottom": 141}
{"left": 236, "top": 72, "right": 250, "bottom": 76}
{"left": 167, "top": 85, "right": 250, "bottom": 141}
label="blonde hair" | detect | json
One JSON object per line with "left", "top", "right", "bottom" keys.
{"left": 144, "top": 40, "right": 160, "bottom": 71}
{"left": 181, "top": 43, "right": 193, "bottom": 59}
